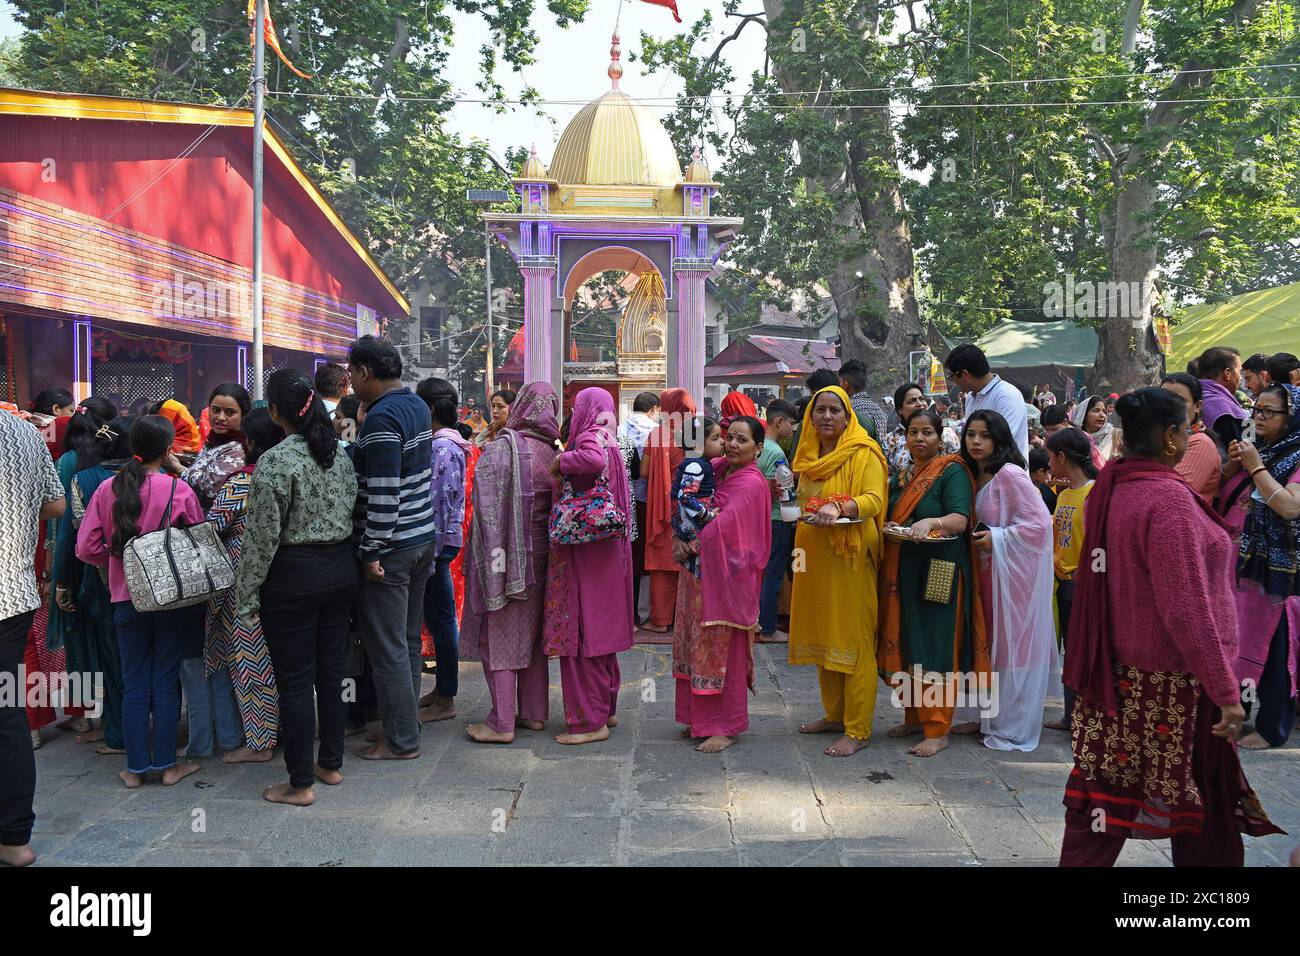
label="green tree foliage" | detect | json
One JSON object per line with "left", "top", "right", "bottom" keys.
{"left": 5, "top": 0, "right": 589, "bottom": 390}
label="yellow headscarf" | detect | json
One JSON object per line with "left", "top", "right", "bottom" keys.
{"left": 791, "top": 385, "right": 888, "bottom": 566}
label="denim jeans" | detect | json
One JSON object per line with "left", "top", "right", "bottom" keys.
{"left": 422, "top": 544, "right": 460, "bottom": 699}
{"left": 113, "top": 601, "right": 197, "bottom": 774}
{"left": 758, "top": 519, "right": 797, "bottom": 634}
{"left": 358, "top": 541, "right": 436, "bottom": 755}
{"left": 179, "top": 657, "right": 243, "bottom": 756}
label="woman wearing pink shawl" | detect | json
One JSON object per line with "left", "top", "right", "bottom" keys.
{"left": 961, "top": 410, "right": 1060, "bottom": 752}
{"left": 462, "top": 383, "right": 560, "bottom": 744}
{"left": 543, "top": 387, "right": 635, "bottom": 745}
{"left": 671, "top": 417, "right": 772, "bottom": 753}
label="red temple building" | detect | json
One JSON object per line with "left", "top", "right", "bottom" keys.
{"left": 0, "top": 88, "right": 408, "bottom": 412}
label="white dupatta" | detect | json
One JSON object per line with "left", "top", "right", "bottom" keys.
{"left": 974, "top": 464, "right": 1060, "bottom": 751}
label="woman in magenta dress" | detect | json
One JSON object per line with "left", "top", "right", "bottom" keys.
{"left": 1059, "top": 388, "right": 1281, "bottom": 867}
{"left": 671, "top": 415, "right": 771, "bottom": 753}
{"left": 543, "top": 387, "right": 635, "bottom": 745}
{"left": 462, "top": 382, "right": 559, "bottom": 744}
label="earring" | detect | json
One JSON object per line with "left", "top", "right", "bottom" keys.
{"left": 1165, "top": 441, "right": 1177, "bottom": 456}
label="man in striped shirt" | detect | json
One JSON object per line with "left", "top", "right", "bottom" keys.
{"left": 348, "top": 335, "right": 436, "bottom": 760}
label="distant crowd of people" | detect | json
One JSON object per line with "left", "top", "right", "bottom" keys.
{"left": 0, "top": 337, "right": 1293, "bottom": 868}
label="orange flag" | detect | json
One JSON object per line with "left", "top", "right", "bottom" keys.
{"left": 247, "top": 0, "right": 313, "bottom": 80}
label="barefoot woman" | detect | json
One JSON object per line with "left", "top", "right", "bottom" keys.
{"left": 544, "top": 388, "right": 635, "bottom": 745}
{"left": 672, "top": 416, "right": 772, "bottom": 753}
{"left": 788, "top": 386, "right": 888, "bottom": 758}
{"left": 462, "top": 383, "right": 560, "bottom": 744}
{"left": 878, "top": 409, "right": 988, "bottom": 758}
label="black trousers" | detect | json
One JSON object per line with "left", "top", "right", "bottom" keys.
{"left": 259, "top": 541, "right": 359, "bottom": 790}
{"left": 0, "top": 610, "right": 37, "bottom": 846}
{"left": 1057, "top": 579, "right": 1076, "bottom": 722}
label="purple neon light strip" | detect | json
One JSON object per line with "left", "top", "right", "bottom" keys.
{"left": 0, "top": 281, "right": 353, "bottom": 348}
{"left": 0, "top": 200, "right": 365, "bottom": 312}
{"left": 0, "top": 236, "right": 359, "bottom": 334}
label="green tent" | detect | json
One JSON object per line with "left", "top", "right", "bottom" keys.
{"left": 1170, "top": 281, "right": 1300, "bottom": 369}
{"left": 975, "top": 319, "right": 1098, "bottom": 369}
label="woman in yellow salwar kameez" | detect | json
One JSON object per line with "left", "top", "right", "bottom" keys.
{"left": 789, "top": 386, "right": 888, "bottom": 757}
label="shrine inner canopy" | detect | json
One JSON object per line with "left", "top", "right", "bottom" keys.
{"left": 484, "top": 30, "right": 742, "bottom": 416}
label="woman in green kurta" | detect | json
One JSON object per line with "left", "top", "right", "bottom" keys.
{"left": 878, "top": 409, "right": 989, "bottom": 757}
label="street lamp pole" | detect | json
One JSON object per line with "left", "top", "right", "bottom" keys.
{"left": 251, "top": 0, "right": 266, "bottom": 400}
{"left": 467, "top": 188, "right": 512, "bottom": 404}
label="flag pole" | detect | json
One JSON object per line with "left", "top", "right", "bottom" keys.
{"left": 251, "top": 0, "right": 267, "bottom": 401}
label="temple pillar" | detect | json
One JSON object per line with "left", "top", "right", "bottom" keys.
{"left": 521, "top": 257, "right": 558, "bottom": 387}
{"left": 671, "top": 260, "right": 709, "bottom": 403}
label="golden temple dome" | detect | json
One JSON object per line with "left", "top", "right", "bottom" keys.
{"left": 683, "top": 146, "right": 714, "bottom": 184}
{"left": 547, "top": 31, "right": 683, "bottom": 189}
{"left": 517, "top": 144, "right": 550, "bottom": 181}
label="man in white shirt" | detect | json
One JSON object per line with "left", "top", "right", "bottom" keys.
{"left": 944, "top": 344, "right": 1030, "bottom": 463}
{"left": 0, "top": 410, "right": 66, "bottom": 867}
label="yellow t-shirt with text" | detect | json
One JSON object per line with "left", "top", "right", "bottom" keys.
{"left": 1052, "top": 481, "right": 1094, "bottom": 581}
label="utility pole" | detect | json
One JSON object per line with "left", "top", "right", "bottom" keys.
{"left": 466, "top": 188, "right": 512, "bottom": 404}
{"left": 251, "top": 0, "right": 267, "bottom": 400}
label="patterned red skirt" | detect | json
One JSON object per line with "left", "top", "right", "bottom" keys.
{"left": 1064, "top": 664, "right": 1281, "bottom": 840}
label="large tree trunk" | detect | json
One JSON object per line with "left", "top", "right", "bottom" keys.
{"left": 1098, "top": 173, "right": 1163, "bottom": 392}
{"left": 762, "top": 0, "right": 923, "bottom": 394}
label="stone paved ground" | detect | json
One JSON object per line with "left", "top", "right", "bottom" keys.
{"left": 27, "top": 644, "right": 1300, "bottom": 867}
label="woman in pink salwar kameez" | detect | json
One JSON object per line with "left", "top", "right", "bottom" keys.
{"left": 544, "top": 387, "right": 635, "bottom": 745}
{"left": 462, "top": 383, "right": 560, "bottom": 744}
{"left": 671, "top": 416, "right": 772, "bottom": 753}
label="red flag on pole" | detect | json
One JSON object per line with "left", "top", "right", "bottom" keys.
{"left": 639, "top": 0, "right": 682, "bottom": 22}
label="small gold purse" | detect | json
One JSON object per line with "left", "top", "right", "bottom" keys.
{"left": 923, "top": 558, "right": 957, "bottom": 604}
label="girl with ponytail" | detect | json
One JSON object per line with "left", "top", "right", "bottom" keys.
{"left": 75, "top": 415, "right": 206, "bottom": 788}
{"left": 1043, "top": 426, "right": 1100, "bottom": 730}
{"left": 234, "top": 367, "right": 359, "bottom": 806}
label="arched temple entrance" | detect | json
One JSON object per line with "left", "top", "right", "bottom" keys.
{"left": 483, "top": 31, "right": 742, "bottom": 412}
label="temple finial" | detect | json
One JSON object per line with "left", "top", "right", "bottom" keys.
{"left": 608, "top": 30, "right": 623, "bottom": 90}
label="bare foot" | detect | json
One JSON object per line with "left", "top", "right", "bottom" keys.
{"left": 263, "top": 782, "right": 314, "bottom": 806}
{"left": 366, "top": 729, "right": 385, "bottom": 744}
{"left": 58, "top": 716, "right": 91, "bottom": 733}
{"left": 799, "top": 718, "right": 844, "bottom": 735}
{"left": 1043, "top": 718, "right": 1069, "bottom": 731}
{"left": 951, "top": 721, "right": 980, "bottom": 736}
{"left": 606, "top": 716, "right": 619, "bottom": 728}
{"left": 680, "top": 727, "right": 696, "bottom": 739}
{"left": 641, "top": 623, "right": 669, "bottom": 634}
{"left": 0, "top": 843, "right": 35, "bottom": 867}
{"left": 756, "top": 632, "right": 788, "bottom": 644}
{"left": 119, "top": 769, "right": 143, "bottom": 789}
{"left": 222, "top": 746, "right": 274, "bottom": 764}
{"left": 514, "top": 718, "right": 545, "bottom": 732}
{"left": 468, "top": 723, "right": 514, "bottom": 744}
{"left": 696, "top": 735, "right": 735, "bottom": 753}
{"left": 162, "top": 761, "right": 201, "bottom": 786}
{"left": 887, "top": 722, "right": 924, "bottom": 738}
{"left": 76, "top": 727, "right": 106, "bottom": 744}
{"left": 824, "top": 734, "right": 869, "bottom": 757}
{"left": 418, "top": 698, "right": 457, "bottom": 723}
{"left": 94, "top": 744, "right": 126, "bottom": 756}
{"left": 555, "top": 726, "right": 611, "bottom": 745}
{"left": 356, "top": 742, "right": 419, "bottom": 760}
{"left": 314, "top": 764, "right": 343, "bottom": 785}
{"left": 418, "top": 689, "right": 439, "bottom": 707}
{"left": 909, "top": 736, "right": 949, "bottom": 758}
{"left": 1238, "top": 731, "right": 1272, "bottom": 750}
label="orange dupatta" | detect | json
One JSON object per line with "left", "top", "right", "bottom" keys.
{"left": 644, "top": 388, "right": 696, "bottom": 571}
{"left": 877, "top": 454, "right": 990, "bottom": 682}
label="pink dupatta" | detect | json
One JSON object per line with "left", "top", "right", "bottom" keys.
{"left": 673, "top": 458, "right": 771, "bottom": 694}
{"left": 468, "top": 383, "right": 559, "bottom": 614}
